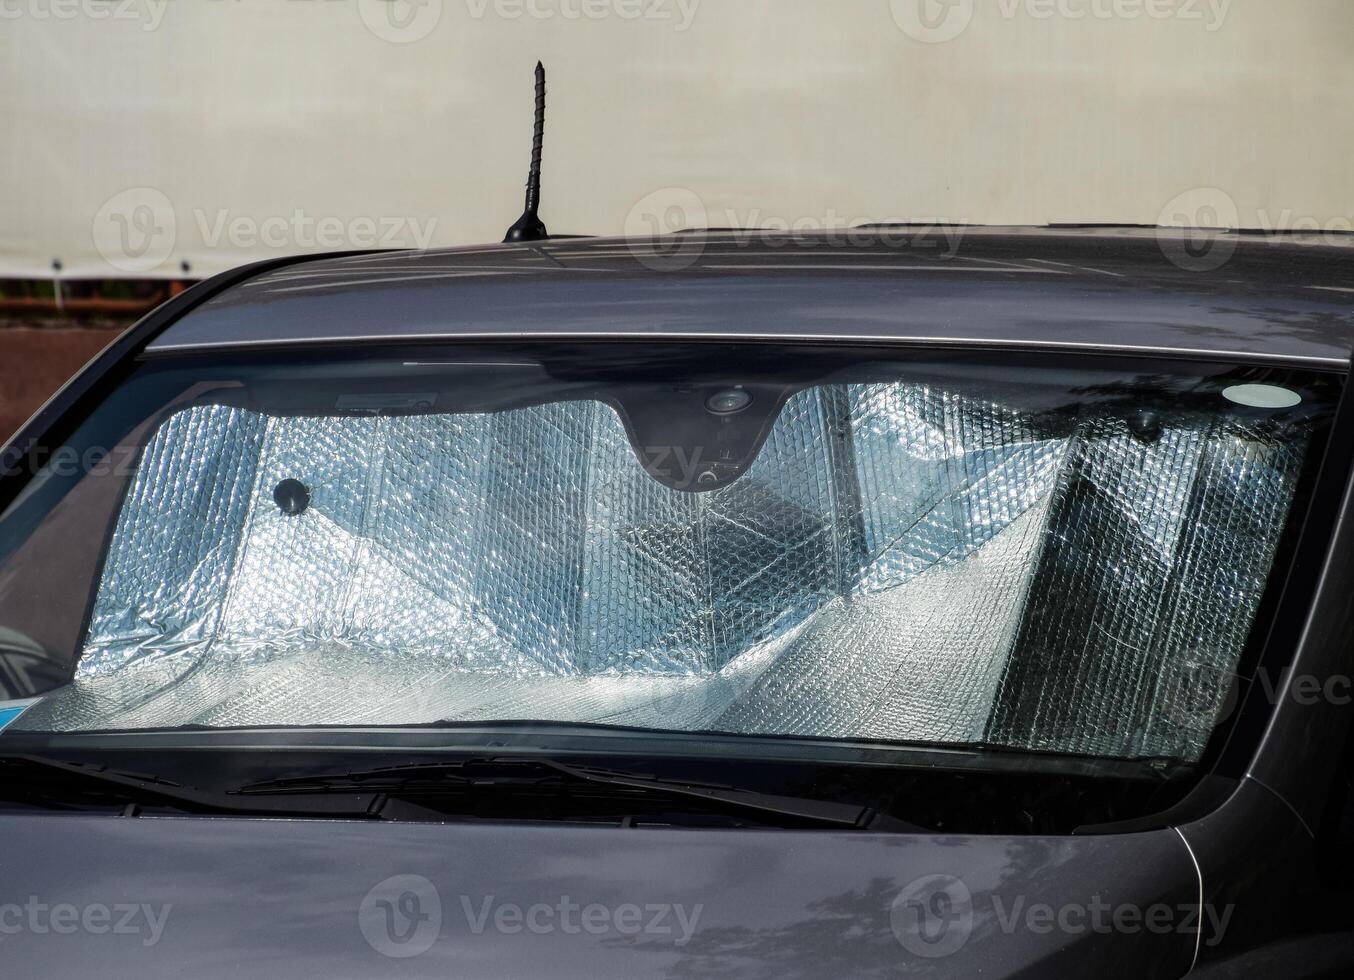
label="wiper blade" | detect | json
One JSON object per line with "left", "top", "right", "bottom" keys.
{"left": 0, "top": 754, "right": 378, "bottom": 818}
{"left": 238, "top": 757, "right": 914, "bottom": 831}
{"left": 4, "top": 753, "right": 915, "bottom": 829}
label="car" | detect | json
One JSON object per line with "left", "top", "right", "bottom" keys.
{"left": 1, "top": 226, "right": 1353, "bottom": 978}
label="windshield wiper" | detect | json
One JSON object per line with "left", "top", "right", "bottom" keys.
{"left": 0, "top": 754, "right": 381, "bottom": 818}
{"left": 2, "top": 753, "right": 914, "bottom": 829}
{"left": 236, "top": 756, "right": 916, "bottom": 831}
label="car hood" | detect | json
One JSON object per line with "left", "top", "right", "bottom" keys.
{"left": 0, "top": 813, "right": 1199, "bottom": 978}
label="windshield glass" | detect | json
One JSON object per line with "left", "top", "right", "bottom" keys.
{"left": 0, "top": 343, "right": 1336, "bottom": 766}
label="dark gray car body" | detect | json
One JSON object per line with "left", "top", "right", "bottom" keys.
{"left": 4, "top": 228, "right": 1354, "bottom": 978}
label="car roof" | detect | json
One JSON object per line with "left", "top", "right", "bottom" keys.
{"left": 148, "top": 228, "right": 1354, "bottom": 368}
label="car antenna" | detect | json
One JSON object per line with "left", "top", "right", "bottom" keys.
{"left": 503, "top": 61, "right": 548, "bottom": 243}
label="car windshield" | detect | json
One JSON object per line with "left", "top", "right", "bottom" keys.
{"left": 0, "top": 343, "right": 1337, "bottom": 767}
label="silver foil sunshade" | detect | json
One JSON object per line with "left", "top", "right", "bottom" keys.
{"left": 23, "top": 384, "right": 1305, "bottom": 761}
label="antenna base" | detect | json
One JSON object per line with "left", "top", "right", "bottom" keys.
{"left": 503, "top": 212, "right": 549, "bottom": 243}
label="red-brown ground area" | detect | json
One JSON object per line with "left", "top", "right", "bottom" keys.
{"left": 0, "top": 321, "right": 132, "bottom": 440}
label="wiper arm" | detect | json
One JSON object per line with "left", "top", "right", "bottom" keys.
{"left": 238, "top": 757, "right": 915, "bottom": 831}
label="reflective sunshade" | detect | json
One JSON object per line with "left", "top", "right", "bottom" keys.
{"left": 1, "top": 349, "right": 1332, "bottom": 762}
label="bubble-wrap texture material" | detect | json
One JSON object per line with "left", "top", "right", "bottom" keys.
{"left": 21, "top": 385, "right": 1306, "bottom": 761}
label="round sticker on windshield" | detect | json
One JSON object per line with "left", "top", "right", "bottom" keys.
{"left": 1222, "top": 384, "right": 1302, "bottom": 409}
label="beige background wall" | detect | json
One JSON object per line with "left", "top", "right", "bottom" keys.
{"left": 2, "top": 0, "right": 1351, "bottom": 278}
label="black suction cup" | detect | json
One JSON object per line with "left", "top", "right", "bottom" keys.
{"left": 273, "top": 479, "right": 310, "bottom": 516}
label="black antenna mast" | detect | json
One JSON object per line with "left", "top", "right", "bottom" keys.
{"left": 503, "top": 61, "right": 548, "bottom": 243}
